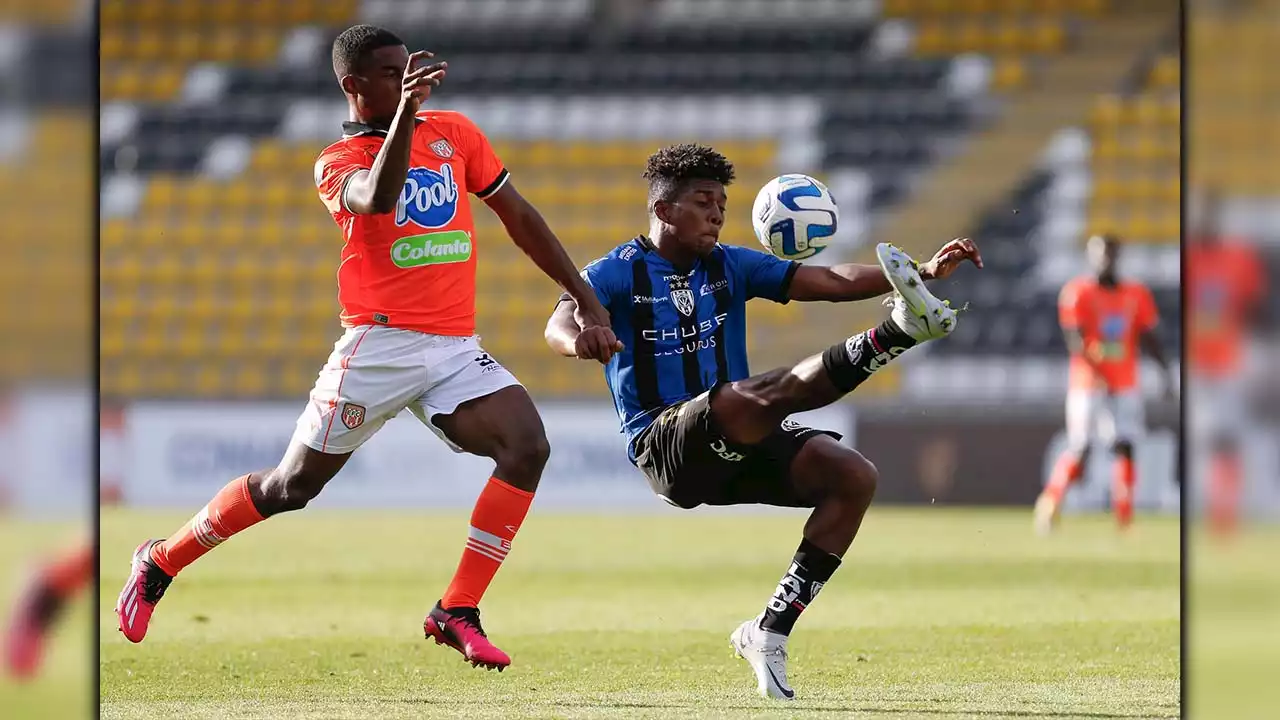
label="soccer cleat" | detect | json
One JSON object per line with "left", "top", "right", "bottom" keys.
{"left": 875, "top": 242, "right": 958, "bottom": 343}
{"left": 4, "top": 573, "right": 64, "bottom": 679}
{"left": 115, "top": 541, "right": 173, "bottom": 644}
{"left": 1033, "top": 493, "right": 1060, "bottom": 536}
{"left": 424, "top": 601, "right": 511, "bottom": 671}
{"left": 730, "top": 616, "right": 795, "bottom": 700}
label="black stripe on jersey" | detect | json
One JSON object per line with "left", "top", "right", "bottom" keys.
{"left": 704, "top": 255, "right": 732, "bottom": 386}
{"left": 475, "top": 168, "right": 511, "bottom": 200}
{"left": 674, "top": 277, "right": 705, "bottom": 398}
{"left": 631, "top": 258, "right": 662, "bottom": 412}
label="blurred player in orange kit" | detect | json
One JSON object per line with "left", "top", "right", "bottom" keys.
{"left": 1035, "top": 234, "right": 1174, "bottom": 534}
{"left": 1186, "top": 187, "right": 1266, "bottom": 535}
{"left": 112, "top": 25, "right": 619, "bottom": 671}
{"left": 4, "top": 541, "right": 92, "bottom": 679}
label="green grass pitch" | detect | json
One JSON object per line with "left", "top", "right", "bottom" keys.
{"left": 99, "top": 507, "right": 1179, "bottom": 719}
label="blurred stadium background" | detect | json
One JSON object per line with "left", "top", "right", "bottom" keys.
{"left": 94, "top": 0, "right": 1195, "bottom": 513}
{"left": 89, "top": 3, "right": 1191, "bottom": 719}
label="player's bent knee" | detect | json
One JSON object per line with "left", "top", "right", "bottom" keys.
{"left": 837, "top": 453, "right": 878, "bottom": 504}
{"left": 493, "top": 432, "right": 551, "bottom": 491}
{"left": 259, "top": 466, "right": 329, "bottom": 514}
{"left": 1112, "top": 440, "right": 1134, "bottom": 458}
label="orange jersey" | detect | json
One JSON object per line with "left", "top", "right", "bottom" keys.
{"left": 1187, "top": 238, "right": 1264, "bottom": 378}
{"left": 313, "top": 111, "right": 510, "bottom": 336}
{"left": 1059, "top": 277, "right": 1158, "bottom": 392}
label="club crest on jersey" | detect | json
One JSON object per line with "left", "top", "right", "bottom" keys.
{"left": 671, "top": 288, "right": 696, "bottom": 316}
{"left": 667, "top": 274, "right": 696, "bottom": 317}
{"left": 340, "top": 403, "right": 366, "bottom": 430}
{"left": 429, "top": 139, "right": 454, "bottom": 159}
{"left": 395, "top": 164, "right": 459, "bottom": 229}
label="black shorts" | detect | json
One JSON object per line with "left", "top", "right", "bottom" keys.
{"left": 632, "top": 386, "right": 843, "bottom": 509}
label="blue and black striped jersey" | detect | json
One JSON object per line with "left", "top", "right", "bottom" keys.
{"left": 572, "top": 236, "right": 797, "bottom": 460}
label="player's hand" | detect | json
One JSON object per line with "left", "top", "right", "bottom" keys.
{"left": 575, "top": 326, "right": 624, "bottom": 364}
{"left": 400, "top": 51, "right": 447, "bottom": 114}
{"left": 920, "top": 238, "right": 983, "bottom": 280}
{"left": 573, "top": 302, "right": 623, "bottom": 363}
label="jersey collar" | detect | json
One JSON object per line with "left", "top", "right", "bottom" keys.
{"left": 341, "top": 116, "right": 426, "bottom": 138}
{"left": 636, "top": 235, "right": 717, "bottom": 275}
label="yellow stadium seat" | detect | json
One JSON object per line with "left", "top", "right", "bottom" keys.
{"left": 100, "top": 31, "right": 127, "bottom": 62}
{"left": 245, "top": 32, "right": 280, "bottom": 64}
{"left": 1090, "top": 95, "right": 1124, "bottom": 128}
{"left": 994, "top": 58, "right": 1027, "bottom": 90}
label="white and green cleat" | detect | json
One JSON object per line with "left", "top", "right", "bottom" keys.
{"left": 875, "top": 242, "right": 958, "bottom": 343}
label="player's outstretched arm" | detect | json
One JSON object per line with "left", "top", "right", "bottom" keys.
{"left": 345, "top": 51, "right": 447, "bottom": 214}
{"left": 789, "top": 238, "right": 983, "bottom": 303}
{"left": 545, "top": 298, "right": 622, "bottom": 364}
{"left": 484, "top": 182, "right": 614, "bottom": 329}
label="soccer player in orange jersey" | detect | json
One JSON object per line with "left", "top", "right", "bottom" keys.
{"left": 4, "top": 541, "right": 92, "bottom": 679}
{"left": 1186, "top": 188, "right": 1266, "bottom": 535}
{"left": 1035, "top": 234, "right": 1174, "bottom": 533}
{"left": 114, "top": 25, "right": 620, "bottom": 671}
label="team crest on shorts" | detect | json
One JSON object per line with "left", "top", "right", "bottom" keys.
{"left": 429, "top": 139, "right": 454, "bottom": 159}
{"left": 340, "top": 403, "right": 366, "bottom": 430}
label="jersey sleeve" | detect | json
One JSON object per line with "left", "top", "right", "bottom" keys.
{"left": 1135, "top": 284, "right": 1159, "bottom": 331}
{"left": 558, "top": 256, "right": 625, "bottom": 311}
{"left": 313, "top": 144, "right": 372, "bottom": 217}
{"left": 1058, "top": 281, "right": 1084, "bottom": 329}
{"left": 723, "top": 245, "right": 799, "bottom": 303}
{"left": 443, "top": 113, "right": 510, "bottom": 200}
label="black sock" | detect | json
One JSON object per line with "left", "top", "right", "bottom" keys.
{"left": 759, "top": 538, "right": 842, "bottom": 636}
{"left": 820, "top": 320, "right": 917, "bottom": 393}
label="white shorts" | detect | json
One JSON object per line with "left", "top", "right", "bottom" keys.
{"left": 292, "top": 326, "right": 522, "bottom": 455}
{"left": 1065, "top": 388, "right": 1145, "bottom": 450}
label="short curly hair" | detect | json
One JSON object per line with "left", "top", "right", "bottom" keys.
{"left": 643, "top": 143, "right": 736, "bottom": 208}
{"left": 332, "top": 24, "right": 404, "bottom": 78}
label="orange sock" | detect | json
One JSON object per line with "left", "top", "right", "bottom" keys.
{"left": 1113, "top": 456, "right": 1135, "bottom": 527}
{"left": 441, "top": 477, "right": 535, "bottom": 609}
{"left": 150, "top": 475, "right": 264, "bottom": 577}
{"left": 1209, "top": 452, "right": 1241, "bottom": 534}
{"left": 1043, "top": 454, "right": 1083, "bottom": 504}
{"left": 42, "top": 543, "right": 93, "bottom": 597}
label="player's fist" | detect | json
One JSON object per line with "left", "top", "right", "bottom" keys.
{"left": 921, "top": 237, "right": 983, "bottom": 280}
{"left": 400, "top": 51, "right": 446, "bottom": 113}
{"left": 575, "top": 326, "right": 624, "bottom": 364}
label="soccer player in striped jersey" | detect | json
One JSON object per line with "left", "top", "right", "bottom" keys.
{"left": 545, "top": 144, "right": 982, "bottom": 699}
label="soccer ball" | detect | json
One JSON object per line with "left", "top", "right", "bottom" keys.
{"left": 751, "top": 174, "right": 838, "bottom": 261}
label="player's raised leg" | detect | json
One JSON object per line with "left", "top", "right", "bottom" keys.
{"left": 722, "top": 243, "right": 956, "bottom": 699}
{"left": 115, "top": 443, "right": 351, "bottom": 643}
{"left": 412, "top": 350, "right": 547, "bottom": 671}
{"left": 716, "top": 243, "right": 955, "bottom": 447}
{"left": 116, "top": 326, "right": 424, "bottom": 643}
